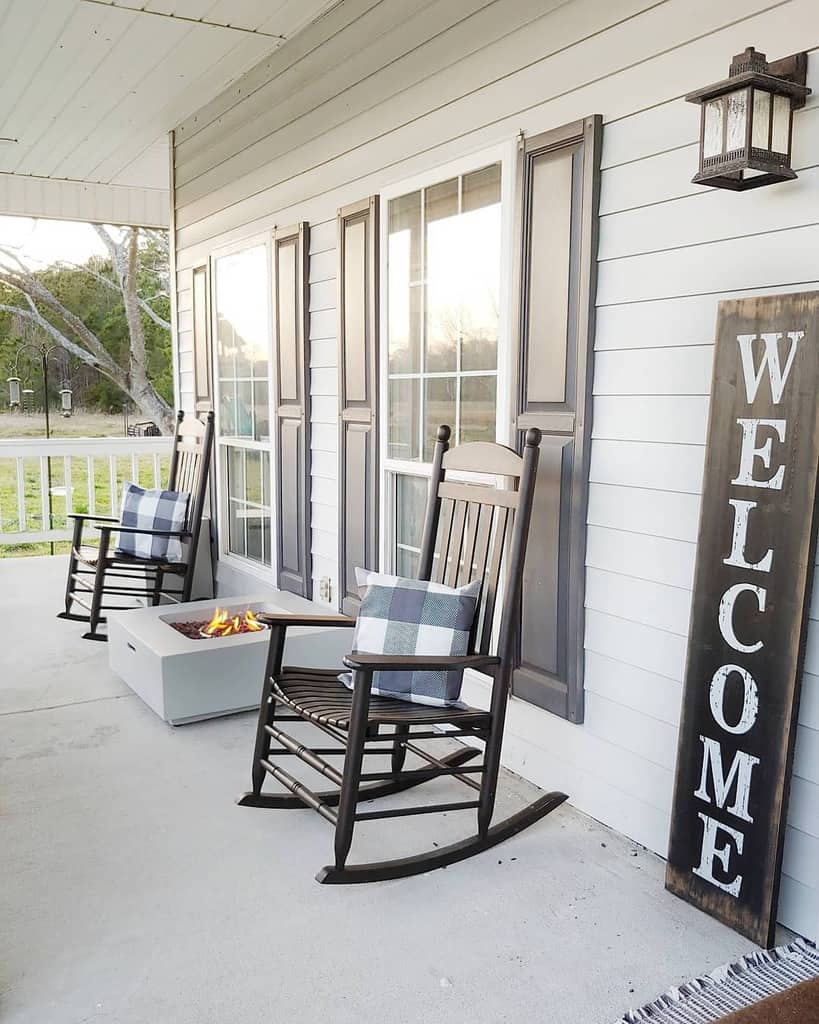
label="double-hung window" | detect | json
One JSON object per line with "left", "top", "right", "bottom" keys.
{"left": 383, "top": 155, "right": 509, "bottom": 577}
{"left": 212, "top": 242, "right": 274, "bottom": 571}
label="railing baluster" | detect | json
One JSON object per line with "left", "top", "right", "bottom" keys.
{"left": 87, "top": 456, "right": 96, "bottom": 514}
{"left": 39, "top": 456, "right": 49, "bottom": 532}
{"left": 131, "top": 452, "right": 138, "bottom": 486}
{"left": 153, "top": 453, "right": 161, "bottom": 488}
{"left": 16, "top": 458, "right": 26, "bottom": 533}
{"left": 63, "top": 456, "right": 73, "bottom": 516}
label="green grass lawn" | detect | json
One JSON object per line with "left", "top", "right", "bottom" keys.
{"left": 0, "top": 411, "right": 169, "bottom": 558}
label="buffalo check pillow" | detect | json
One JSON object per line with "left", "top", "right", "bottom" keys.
{"left": 339, "top": 568, "right": 481, "bottom": 706}
{"left": 116, "top": 482, "right": 190, "bottom": 563}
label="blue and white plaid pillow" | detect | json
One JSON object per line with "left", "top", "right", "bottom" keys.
{"left": 116, "top": 482, "right": 190, "bottom": 563}
{"left": 339, "top": 568, "right": 481, "bottom": 706}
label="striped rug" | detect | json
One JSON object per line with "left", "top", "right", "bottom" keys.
{"left": 617, "top": 939, "right": 819, "bottom": 1023}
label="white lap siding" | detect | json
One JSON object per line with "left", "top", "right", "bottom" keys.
{"left": 171, "top": 0, "right": 819, "bottom": 938}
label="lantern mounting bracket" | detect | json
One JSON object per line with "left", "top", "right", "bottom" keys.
{"left": 767, "top": 52, "right": 809, "bottom": 108}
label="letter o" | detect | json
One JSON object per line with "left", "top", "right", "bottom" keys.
{"left": 709, "top": 664, "right": 759, "bottom": 735}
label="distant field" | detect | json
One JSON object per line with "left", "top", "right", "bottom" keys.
{"left": 0, "top": 411, "right": 169, "bottom": 559}
{"left": 0, "top": 410, "right": 127, "bottom": 440}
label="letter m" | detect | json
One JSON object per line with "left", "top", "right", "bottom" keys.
{"left": 694, "top": 735, "right": 760, "bottom": 823}
{"left": 737, "top": 332, "right": 802, "bottom": 404}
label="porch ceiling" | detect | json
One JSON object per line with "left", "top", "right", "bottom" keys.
{"left": 0, "top": 0, "right": 339, "bottom": 223}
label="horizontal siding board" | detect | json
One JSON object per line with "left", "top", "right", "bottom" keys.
{"left": 594, "top": 285, "right": 819, "bottom": 351}
{"left": 597, "top": 224, "right": 819, "bottom": 306}
{"left": 599, "top": 142, "right": 819, "bottom": 260}
{"left": 584, "top": 651, "right": 682, "bottom": 727}
{"left": 587, "top": 483, "right": 701, "bottom": 543}
{"left": 593, "top": 347, "right": 714, "bottom": 395}
{"left": 586, "top": 525, "right": 696, "bottom": 590}
{"left": 592, "top": 395, "right": 709, "bottom": 445}
{"left": 310, "top": 310, "right": 337, "bottom": 343}
{"left": 585, "top": 691, "right": 679, "bottom": 771}
{"left": 777, "top": 875, "right": 819, "bottom": 942}
{"left": 585, "top": 566, "right": 692, "bottom": 637}
{"left": 584, "top": 609, "right": 687, "bottom": 683}
{"left": 589, "top": 440, "right": 705, "bottom": 494}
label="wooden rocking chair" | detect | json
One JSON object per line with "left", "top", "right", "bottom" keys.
{"left": 239, "top": 425, "right": 567, "bottom": 883}
{"left": 58, "top": 410, "right": 215, "bottom": 641}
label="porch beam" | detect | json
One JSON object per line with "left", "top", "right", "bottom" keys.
{"left": 0, "top": 173, "right": 169, "bottom": 229}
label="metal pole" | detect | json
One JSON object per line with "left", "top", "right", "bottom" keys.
{"left": 42, "top": 349, "right": 54, "bottom": 555}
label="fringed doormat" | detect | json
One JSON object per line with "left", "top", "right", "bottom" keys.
{"left": 616, "top": 939, "right": 819, "bottom": 1023}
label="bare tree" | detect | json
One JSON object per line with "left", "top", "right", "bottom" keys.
{"left": 0, "top": 225, "right": 174, "bottom": 432}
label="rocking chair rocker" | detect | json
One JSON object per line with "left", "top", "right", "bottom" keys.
{"left": 239, "top": 424, "right": 568, "bottom": 883}
{"left": 58, "top": 410, "right": 215, "bottom": 641}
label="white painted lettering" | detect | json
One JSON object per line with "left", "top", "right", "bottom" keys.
{"left": 723, "top": 499, "right": 773, "bottom": 573}
{"left": 731, "top": 419, "right": 786, "bottom": 490}
{"left": 694, "top": 735, "right": 759, "bottom": 822}
{"left": 718, "top": 583, "right": 766, "bottom": 654}
{"left": 709, "top": 665, "right": 759, "bottom": 735}
{"left": 737, "top": 331, "right": 802, "bottom": 404}
{"left": 693, "top": 813, "right": 746, "bottom": 897}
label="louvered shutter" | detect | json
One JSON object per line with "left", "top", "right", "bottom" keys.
{"left": 337, "top": 197, "right": 379, "bottom": 614}
{"left": 272, "top": 223, "right": 311, "bottom": 597}
{"left": 512, "top": 116, "right": 602, "bottom": 723}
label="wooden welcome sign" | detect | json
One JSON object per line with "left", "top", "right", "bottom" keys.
{"left": 666, "top": 291, "right": 819, "bottom": 947}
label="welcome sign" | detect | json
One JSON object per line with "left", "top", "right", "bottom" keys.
{"left": 666, "top": 291, "right": 819, "bottom": 947}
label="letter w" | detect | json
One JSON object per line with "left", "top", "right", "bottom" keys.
{"left": 694, "top": 736, "right": 760, "bottom": 823}
{"left": 737, "top": 332, "right": 802, "bottom": 404}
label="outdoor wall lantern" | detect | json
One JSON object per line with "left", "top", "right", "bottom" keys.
{"left": 7, "top": 376, "right": 21, "bottom": 409}
{"left": 60, "top": 385, "right": 73, "bottom": 417}
{"left": 686, "top": 47, "right": 811, "bottom": 190}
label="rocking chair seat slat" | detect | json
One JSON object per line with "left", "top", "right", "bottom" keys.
{"left": 274, "top": 668, "right": 490, "bottom": 730}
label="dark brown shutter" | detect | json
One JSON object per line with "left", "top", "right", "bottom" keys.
{"left": 272, "top": 223, "right": 311, "bottom": 597}
{"left": 512, "top": 115, "right": 602, "bottom": 723}
{"left": 192, "top": 264, "right": 212, "bottom": 412}
{"left": 337, "top": 197, "right": 379, "bottom": 614}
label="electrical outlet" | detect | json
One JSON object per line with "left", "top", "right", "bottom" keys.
{"left": 318, "top": 577, "right": 332, "bottom": 603}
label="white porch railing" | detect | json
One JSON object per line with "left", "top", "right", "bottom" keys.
{"left": 0, "top": 436, "right": 170, "bottom": 546}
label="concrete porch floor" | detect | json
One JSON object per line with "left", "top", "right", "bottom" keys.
{"left": 1, "top": 556, "right": 763, "bottom": 1024}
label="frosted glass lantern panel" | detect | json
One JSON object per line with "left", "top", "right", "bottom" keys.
{"left": 703, "top": 100, "right": 724, "bottom": 158}
{"left": 751, "top": 89, "right": 771, "bottom": 149}
{"left": 771, "top": 94, "right": 791, "bottom": 154}
{"left": 726, "top": 89, "right": 748, "bottom": 151}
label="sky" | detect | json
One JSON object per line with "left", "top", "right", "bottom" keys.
{"left": 0, "top": 216, "right": 108, "bottom": 269}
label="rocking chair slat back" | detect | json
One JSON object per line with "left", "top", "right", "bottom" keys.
{"left": 418, "top": 425, "right": 534, "bottom": 664}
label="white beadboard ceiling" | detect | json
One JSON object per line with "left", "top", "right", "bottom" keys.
{"left": 0, "top": 0, "right": 340, "bottom": 191}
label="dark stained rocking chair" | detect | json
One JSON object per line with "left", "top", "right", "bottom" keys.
{"left": 58, "top": 410, "right": 215, "bottom": 641}
{"left": 239, "top": 425, "right": 568, "bottom": 883}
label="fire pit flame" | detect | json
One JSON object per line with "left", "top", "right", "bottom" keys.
{"left": 200, "top": 607, "right": 267, "bottom": 638}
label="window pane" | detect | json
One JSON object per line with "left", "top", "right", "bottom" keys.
{"left": 389, "top": 378, "right": 420, "bottom": 461}
{"left": 388, "top": 191, "right": 422, "bottom": 373}
{"left": 425, "top": 178, "right": 459, "bottom": 374}
{"left": 227, "top": 499, "right": 245, "bottom": 558}
{"left": 245, "top": 450, "right": 263, "bottom": 505}
{"left": 461, "top": 170, "right": 501, "bottom": 372}
{"left": 214, "top": 244, "right": 270, "bottom": 443}
{"left": 253, "top": 380, "right": 270, "bottom": 441}
{"left": 460, "top": 375, "right": 497, "bottom": 444}
{"left": 246, "top": 509, "right": 264, "bottom": 562}
{"left": 463, "top": 164, "right": 501, "bottom": 212}
{"left": 395, "top": 474, "right": 428, "bottom": 575}
{"left": 424, "top": 377, "right": 456, "bottom": 461}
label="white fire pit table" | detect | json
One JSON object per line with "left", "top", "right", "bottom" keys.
{"left": 108, "top": 594, "right": 353, "bottom": 725}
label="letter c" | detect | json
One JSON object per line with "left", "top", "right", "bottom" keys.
{"left": 718, "top": 583, "right": 766, "bottom": 654}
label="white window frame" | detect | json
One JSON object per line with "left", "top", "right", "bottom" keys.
{"left": 377, "top": 140, "right": 519, "bottom": 573}
{"left": 209, "top": 232, "right": 277, "bottom": 586}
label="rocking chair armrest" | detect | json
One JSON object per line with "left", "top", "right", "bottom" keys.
{"left": 67, "top": 513, "right": 119, "bottom": 523}
{"left": 342, "top": 652, "right": 501, "bottom": 673}
{"left": 95, "top": 524, "right": 193, "bottom": 539}
{"left": 256, "top": 612, "right": 357, "bottom": 629}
